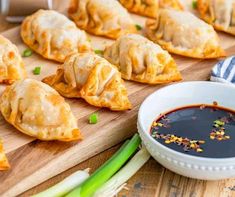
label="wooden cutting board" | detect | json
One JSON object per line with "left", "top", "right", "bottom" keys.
{"left": 1, "top": 5, "right": 235, "bottom": 197}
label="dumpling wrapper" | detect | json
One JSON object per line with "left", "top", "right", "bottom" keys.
{"left": 43, "top": 53, "right": 131, "bottom": 111}
{"left": 0, "top": 35, "right": 26, "bottom": 84}
{"left": 145, "top": 9, "right": 225, "bottom": 59}
{"left": 104, "top": 34, "right": 182, "bottom": 84}
{"left": 0, "top": 79, "right": 82, "bottom": 141}
{"left": 119, "top": 0, "right": 183, "bottom": 18}
{"left": 198, "top": 0, "right": 235, "bottom": 36}
{"left": 0, "top": 140, "right": 10, "bottom": 170}
{"left": 21, "top": 9, "right": 91, "bottom": 62}
{"left": 68, "top": 0, "right": 137, "bottom": 39}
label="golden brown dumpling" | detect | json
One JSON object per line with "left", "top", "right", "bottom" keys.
{"left": 68, "top": 0, "right": 137, "bottom": 39}
{"left": 119, "top": 0, "right": 183, "bottom": 18}
{"left": 21, "top": 9, "right": 91, "bottom": 62}
{"left": 0, "top": 79, "right": 82, "bottom": 141}
{"left": 0, "top": 140, "right": 10, "bottom": 170}
{"left": 104, "top": 34, "right": 182, "bottom": 84}
{"left": 145, "top": 9, "right": 225, "bottom": 59}
{"left": 198, "top": 0, "right": 235, "bottom": 36}
{"left": 0, "top": 35, "right": 26, "bottom": 84}
{"left": 43, "top": 53, "right": 131, "bottom": 111}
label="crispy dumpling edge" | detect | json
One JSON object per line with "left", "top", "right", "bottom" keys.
{"left": 119, "top": 0, "right": 183, "bottom": 18}
{"left": 0, "top": 140, "right": 10, "bottom": 170}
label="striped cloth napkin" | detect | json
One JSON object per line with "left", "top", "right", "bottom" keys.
{"left": 210, "top": 56, "right": 235, "bottom": 85}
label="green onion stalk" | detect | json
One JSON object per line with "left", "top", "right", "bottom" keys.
{"left": 65, "top": 134, "right": 141, "bottom": 197}
{"left": 93, "top": 146, "right": 151, "bottom": 197}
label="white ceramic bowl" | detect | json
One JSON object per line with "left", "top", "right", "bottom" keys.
{"left": 138, "top": 81, "right": 235, "bottom": 180}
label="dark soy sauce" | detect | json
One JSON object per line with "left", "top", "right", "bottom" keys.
{"left": 150, "top": 104, "right": 235, "bottom": 158}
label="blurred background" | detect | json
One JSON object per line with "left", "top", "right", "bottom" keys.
{"left": 0, "top": 0, "right": 69, "bottom": 25}
{"left": 0, "top": 0, "right": 191, "bottom": 25}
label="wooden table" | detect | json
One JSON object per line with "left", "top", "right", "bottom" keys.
{"left": 1, "top": 2, "right": 235, "bottom": 197}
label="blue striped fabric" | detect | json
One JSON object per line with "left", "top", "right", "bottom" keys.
{"left": 210, "top": 56, "right": 235, "bottom": 85}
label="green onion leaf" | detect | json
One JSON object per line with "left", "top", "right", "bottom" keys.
{"left": 94, "top": 50, "right": 104, "bottom": 55}
{"left": 33, "top": 67, "right": 41, "bottom": 75}
{"left": 22, "top": 49, "right": 33, "bottom": 57}
{"left": 135, "top": 24, "right": 142, "bottom": 31}
{"left": 192, "top": 0, "right": 197, "bottom": 9}
{"left": 65, "top": 134, "right": 141, "bottom": 197}
{"left": 89, "top": 113, "right": 98, "bottom": 124}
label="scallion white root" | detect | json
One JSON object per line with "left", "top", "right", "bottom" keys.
{"left": 93, "top": 147, "right": 150, "bottom": 197}
{"left": 32, "top": 169, "right": 90, "bottom": 197}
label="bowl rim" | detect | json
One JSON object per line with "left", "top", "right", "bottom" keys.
{"left": 138, "top": 81, "right": 235, "bottom": 162}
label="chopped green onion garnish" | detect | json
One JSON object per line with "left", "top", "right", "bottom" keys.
{"left": 214, "top": 120, "right": 225, "bottom": 126}
{"left": 192, "top": 0, "right": 197, "bottom": 9}
{"left": 156, "top": 122, "right": 163, "bottom": 127}
{"left": 33, "top": 67, "right": 41, "bottom": 75}
{"left": 135, "top": 24, "right": 142, "bottom": 31}
{"left": 65, "top": 134, "right": 141, "bottom": 197}
{"left": 22, "top": 48, "right": 33, "bottom": 57}
{"left": 94, "top": 50, "right": 104, "bottom": 55}
{"left": 89, "top": 113, "right": 98, "bottom": 124}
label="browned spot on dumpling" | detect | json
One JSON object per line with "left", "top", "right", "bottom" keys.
{"left": 47, "top": 94, "right": 64, "bottom": 105}
{"left": 8, "top": 51, "right": 15, "bottom": 59}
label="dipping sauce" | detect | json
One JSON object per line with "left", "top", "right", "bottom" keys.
{"left": 150, "top": 104, "right": 235, "bottom": 158}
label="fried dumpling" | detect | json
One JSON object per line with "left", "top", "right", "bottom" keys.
{"left": 0, "top": 79, "right": 82, "bottom": 141}
{"left": 0, "top": 35, "right": 26, "bottom": 84}
{"left": 68, "top": 0, "right": 137, "bottom": 39}
{"left": 104, "top": 34, "right": 182, "bottom": 84}
{"left": 119, "top": 0, "right": 183, "bottom": 18}
{"left": 21, "top": 9, "right": 91, "bottom": 62}
{"left": 145, "top": 9, "right": 225, "bottom": 59}
{"left": 42, "top": 53, "right": 131, "bottom": 111}
{"left": 198, "top": 0, "right": 235, "bottom": 36}
{"left": 0, "top": 140, "right": 10, "bottom": 170}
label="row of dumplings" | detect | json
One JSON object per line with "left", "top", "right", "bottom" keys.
{"left": 119, "top": 0, "right": 235, "bottom": 37}
{"left": 20, "top": 0, "right": 228, "bottom": 61}
{"left": 0, "top": 0, "right": 233, "bottom": 170}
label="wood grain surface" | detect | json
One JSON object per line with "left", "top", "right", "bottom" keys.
{"left": 0, "top": 1, "right": 235, "bottom": 197}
